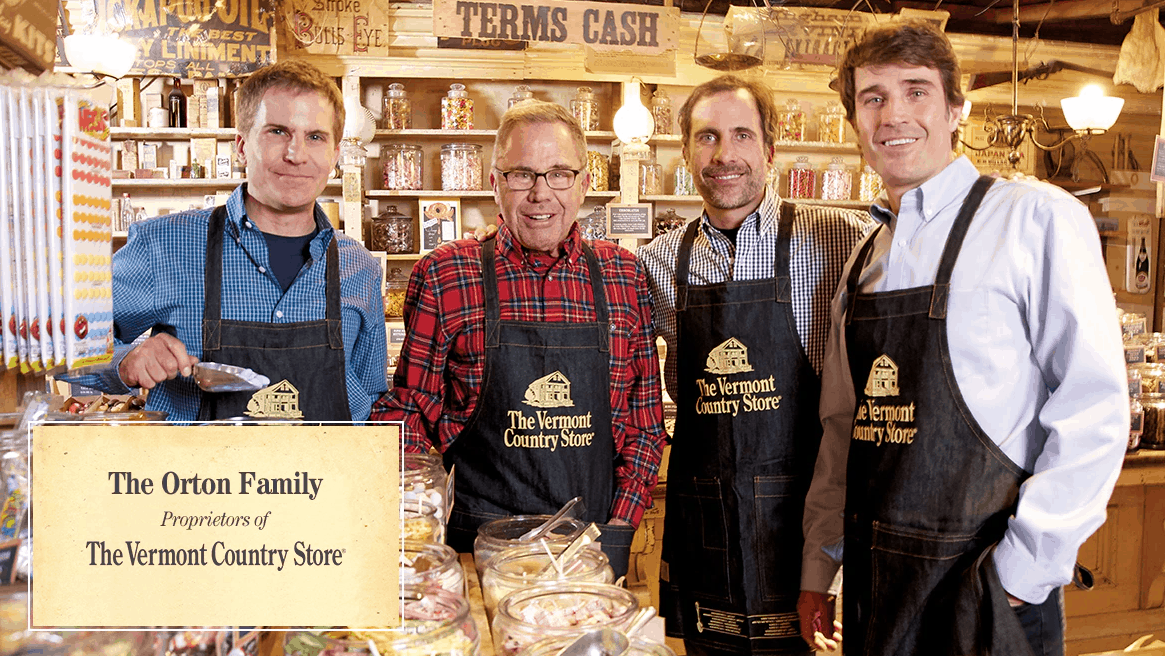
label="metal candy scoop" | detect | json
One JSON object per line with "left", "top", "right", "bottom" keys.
{"left": 520, "top": 496, "right": 585, "bottom": 541}
{"left": 556, "top": 629, "right": 629, "bottom": 656}
{"left": 192, "top": 362, "right": 270, "bottom": 393}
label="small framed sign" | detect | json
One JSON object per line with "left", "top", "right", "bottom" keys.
{"left": 419, "top": 198, "right": 462, "bottom": 252}
{"left": 606, "top": 203, "right": 653, "bottom": 239}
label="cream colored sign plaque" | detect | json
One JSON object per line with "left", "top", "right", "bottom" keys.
{"left": 31, "top": 424, "right": 400, "bottom": 628}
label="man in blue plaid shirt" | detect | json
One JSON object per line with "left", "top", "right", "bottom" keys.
{"left": 67, "top": 61, "right": 386, "bottom": 422}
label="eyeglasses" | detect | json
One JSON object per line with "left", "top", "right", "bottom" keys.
{"left": 495, "top": 168, "right": 581, "bottom": 191}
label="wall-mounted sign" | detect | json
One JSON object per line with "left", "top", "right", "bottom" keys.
{"left": 433, "top": 0, "right": 678, "bottom": 55}
{"left": 277, "top": 0, "right": 393, "bottom": 56}
{"left": 88, "top": 0, "right": 274, "bottom": 78}
{"left": 437, "top": 36, "right": 526, "bottom": 50}
{"left": 607, "top": 204, "right": 653, "bottom": 239}
{"left": 0, "top": 0, "right": 56, "bottom": 72}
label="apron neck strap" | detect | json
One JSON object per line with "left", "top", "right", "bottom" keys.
{"left": 323, "top": 230, "right": 342, "bottom": 348}
{"left": 775, "top": 202, "right": 794, "bottom": 303}
{"left": 203, "top": 205, "right": 229, "bottom": 351}
{"left": 845, "top": 225, "right": 882, "bottom": 326}
{"left": 928, "top": 175, "right": 994, "bottom": 319}
{"left": 674, "top": 219, "right": 701, "bottom": 311}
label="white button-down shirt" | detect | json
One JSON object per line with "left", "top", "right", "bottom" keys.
{"left": 803, "top": 156, "right": 1128, "bottom": 604}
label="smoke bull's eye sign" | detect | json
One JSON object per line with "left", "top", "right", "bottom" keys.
{"left": 432, "top": 0, "right": 678, "bottom": 55}
{"left": 90, "top": 0, "right": 274, "bottom": 78}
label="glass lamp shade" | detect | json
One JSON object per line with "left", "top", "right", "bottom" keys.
{"left": 614, "top": 101, "right": 655, "bottom": 144}
{"left": 1061, "top": 85, "right": 1124, "bottom": 132}
{"left": 64, "top": 34, "right": 137, "bottom": 78}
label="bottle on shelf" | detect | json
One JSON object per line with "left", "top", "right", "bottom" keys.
{"left": 1135, "top": 237, "right": 1151, "bottom": 292}
{"left": 119, "top": 193, "right": 134, "bottom": 231}
{"left": 168, "top": 78, "right": 187, "bottom": 129}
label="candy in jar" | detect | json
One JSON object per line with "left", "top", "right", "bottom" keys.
{"left": 441, "top": 83, "right": 474, "bottom": 130}
{"left": 820, "top": 157, "right": 853, "bottom": 201}
{"left": 1130, "top": 396, "right": 1143, "bottom": 452}
{"left": 786, "top": 156, "right": 815, "bottom": 199}
{"left": 570, "top": 86, "right": 600, "bottom": 131}
{"left": 370, "top": 204, "right": 414, "bottom": 254}
{"left": 859, "top": 164, "right": 884, "bottom": 202}
{"left": 509, "top": 84, "right": 535, "bottom": 109}
{"left": 580, "top": 205, "right": 607, "bottom": 241}
{"left": 639, "top": 159, "right": 663, "bottom": 196}
{"left": 651, "top": 89, "right": 673, "bottom": 135}
{"left": 382, "top": 82, "right": 412, "bottom": 130}
{"left": 383, "top": 144, "right": 423, "bottom": 190}
{"left": 655, "top": 209, "right": 686, "bottom": 236}
{"left": 817, "top": 101, "right": 847, "bottom": 143}
{"left": 778, "top": 98, "right": 806, "bottom": 142}
{"left": 491, "top": 582, "right": 639, "bottom": 656}
{"left": 441, "top": 143, "right": 483, "bottom": 191}
{"left": 673, "top": 161, "right": 695, "bottom": 196}
{"left": 586, "top": 150, "right": 609, "bottom": 192}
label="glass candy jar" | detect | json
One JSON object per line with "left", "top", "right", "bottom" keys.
{"left": 586, "top": 151, "right": 609, "bottom": 192}
{"left": 1141, "top": 393, "right": 1165, "bottom": 450}
{"left": 655, "top": 209, "right": 686, "bottom": 237}
{"left": 370, "top": 205, "right": 414, "bottom": 254}
{"left": 382, "top": 82, "right": 412, "bottom": 129}
{"left": 401, "top": 540, "right": 464, "bottom": 596}
{"left": 571, "top": 86, "right": 600, "bottom": 131}
{"left": 820, "top": 157, "right": 853, "bottom": 201}
{"left": 441, "top": 143, "right": 483, "bottom": 191}
{"left": 474, "top": 515, "right": 588, "bottom": 578}
{"left": 859, "top": 164, "right": 884, "bottom": 202}
{"left": 639, "top": 159, "right": 663, "bottom": 196}
{"left": 403, "top": 452, "right": 449, "bottom": 529}
{"left": 442, "top": 83, "right": 474, "bottom": 130}
{"left": 580, "top": 205, "right": 608, "bottom": 241}
{"left": 778, "top": 98, "right": 806, "bottom": 142}
{"left": 480, "top": 542, "right": 614, "bottom": 621}
{"left": 492, "top": 582, "right": 639, "bottom": 656}
{"left": 520, "top": 634, "right": 677, "bottom": 656}
{"left": 817, "top": 101, "right": 846, "bottom": 143}
{"left": 673, "top": 161, "right": 695, "bottom": 196}
{"left": 385, "top": 276, "right": 407, "bottom": 319}
{"left": 383, "top": 144, "right": 423, "bottom": 190}
{"left": 786, "top": 157, "right": 816, "bottom": 199}
{"left": 1130, "top": 396, "right": 1143, "bottom": 452}
{"left": 651, "top": 90, "right": 673, "bottom": 135}
{"left": 509, "top": 84, "right": 535, "bottom": 109}
{"left": 402, "top": 497, "right": 444, "bottom": 543}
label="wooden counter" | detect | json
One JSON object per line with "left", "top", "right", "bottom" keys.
{"left": 1058, "top": 451, "right": 1164, "bottom": 655}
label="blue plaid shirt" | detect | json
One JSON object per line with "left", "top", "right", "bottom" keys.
{"left": 65, "top": 185, "right": 388, "bottom": 421}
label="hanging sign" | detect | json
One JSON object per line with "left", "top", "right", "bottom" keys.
{"left": 0, "top": 0, "right": 56, "bottom": 72}
{"left": 89, "top": 0, "right": 274, "bottom": 78}
{"left": 432, "top": 0, "right": 678, "bottom": 55}
{"left": 277, "top": 0, "right": 393, "bottom": 56}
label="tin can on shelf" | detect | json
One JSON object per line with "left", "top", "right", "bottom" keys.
{"left": 786, "top": 156, "right": 816, "bottom": 199}
{"left": 509, "top": 84, "right": 535, "bottom": 109}
{"left": 651, "top": 90, "right": 673, "bottom": 135}
{"left": 571, "top": 86, "right": 600, "bottom": 131}
{"left": 383, "top": 144, "right": 423, "bottom": 190}
{"left": 370, "top": 205, "right": 414, "bottom": 254}
{"left": 441, "top": 143, "right": 483, "bottom": 191}
{"left": 820, "top": 157, "right": 853, "bottom": 201}
{"left": 778, "top": 98, "right": 806, "bottom": 142}
{"left": 586, "top": 151, "right": 609, "bottom": 192}
{"left": 817, "top": 101, "right": 847, "bottom": 143}
{"left": 442, "top": 83, "right": 474, "bottom": 130}
{"left": 382, "top": 82, "right": 412, "bottom": 129}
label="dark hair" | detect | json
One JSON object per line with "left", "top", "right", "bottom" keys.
{"left": 678, "top": 75, "right": 779, "bottom": 150}
{"left": 838, "top": 21, "right": 964, "bottom": 148}
{"left": 235, "top": 60, "right": 345, "bottom": 143}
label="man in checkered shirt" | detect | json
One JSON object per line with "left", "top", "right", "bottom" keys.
{"left": 638, "top": 75, "right": 871, "bottom": 656}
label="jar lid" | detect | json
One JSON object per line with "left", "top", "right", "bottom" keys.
{"left": 447, "top": 83, "right": 468, "bottom": 97}
{"left": 863, "top": 164, "right": 877, "bottom": 173}
{"left": 576, "top": 86, "right": 595, "bottom": 97}
{"left": 827, "top": 156, "right": 845, "bottom": 170}
{"left": 794, "top": 155, "right": 811, "bottom": 168}
{"left": 512, "top": 84, "right": 534, "bottom": 100}
{"left": 785, "top": 98, "right": 801, "bottom": 110}
{"left": 823, "top": 100, "right": 844, "bottom": 115}
{"left": 377, "top": 204, "right": 410, "bottom": 220}
{"left": 652, "top": 89, "right": 670, "bottom": 102}
{"left": 441, "top": 143, "right": 482, "bottom": 151}
{"left": 386, "top": 82, "right": 407, "bottom": 98}
{"left": 386, "top": 143, "right": 422, "bottom": 152}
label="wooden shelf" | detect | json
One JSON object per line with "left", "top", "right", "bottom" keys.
{"left": 641, "top": 195, "right": 702, "bottom": 202}
{"left": 112, "top": 178, "right": 341, "bottom": 190}
{"left": 110, "top": 127, "right": 236, "bottom": 139}
{"left": 375, "top": 129, "right": 616, "bottom": 142}
{"left": 367, "top": 190, "right": 619, "bottom": 199}
{"left": 641, "top": 195, "right": 868, "bottom": 209}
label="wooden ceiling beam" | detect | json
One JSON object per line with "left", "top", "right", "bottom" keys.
{"left": 981, "top": 0, "right": 1164, "bottom": 24}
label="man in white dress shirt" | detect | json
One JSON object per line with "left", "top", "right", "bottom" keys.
{"left": 797, "top": 21, "right": 1128, "bottom": 656}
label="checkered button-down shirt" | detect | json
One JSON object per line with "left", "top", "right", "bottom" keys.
{"left": 638, "top": 190, "right": 874, "bottom": 396}
{"left": 369, "top": 221, "right": 666, "bottom": 526}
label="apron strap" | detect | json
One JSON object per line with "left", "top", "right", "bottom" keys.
{"left": 202, "top": 205, "right": 229, "bottom": 352}
{"left": 775, "top": 202, "right": 795, "bottom": 303}
{"left": 674, "top": 220, "right": 701, "bottom": 312}
{"left": 581, "top": 241, "right": 610, "bottom": 352}
{"left": 929, "top": 175, "right": 994, "bottom": 319}
{"left": 324, "top": 233, "right": 343, "bottom": 349}
{"left": 845, "top": 226, "right": 882, "bottom": 326}
{"left": 481, "top": 239, "right": 502, "bottom": 348}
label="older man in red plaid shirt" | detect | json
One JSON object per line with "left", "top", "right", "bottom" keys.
{"left": 370, "top": 100, "right": 665, "bottom": 577}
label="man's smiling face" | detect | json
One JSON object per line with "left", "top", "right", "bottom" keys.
{"left": 852, "top": 63, "right": 961, "bottom": 202}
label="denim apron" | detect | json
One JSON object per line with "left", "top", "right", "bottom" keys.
{"left": 197, "top": 205, "right": 349, "bottom": 421}
{"left": 842, "top": 176, "right": 1039, "bottom": 655}
{"left": 444, "top": 239, "right": 635, "bottom": 576}
{"left": 661, "top": 206, "right": 820, "bottom": 655}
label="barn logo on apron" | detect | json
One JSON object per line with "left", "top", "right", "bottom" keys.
{"left": 705, "top": 337, "right": 753, "bottom": 374}
{"left": 523, "top": 371, "right": 574, "bottom": 408}
{"left": 245, "top": 380, "right": 304, "bottom": 419}
{"left": 863, "top": 353, "right": 900, "bottom": 397}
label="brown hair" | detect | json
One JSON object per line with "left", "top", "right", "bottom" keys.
{"left": 234, "top": 60, "right": 345, "bottom": 143}
{"left": 493, "top": 100, "right": 587, "bottom": 168}
{"left": 838, "top": 21, "right": 964, "bottom": 148}
{"left": 678, "top": 75, "right": 780, "bottom": 150}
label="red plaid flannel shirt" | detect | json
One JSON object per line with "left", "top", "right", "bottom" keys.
{"left": 370, "top": 221, "right": 666, "bottom": 525}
